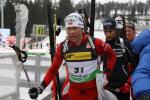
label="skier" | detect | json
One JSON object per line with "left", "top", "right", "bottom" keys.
{"left": 28, "top": 13, "right": 116, "bottom": 100}
{"left": 131, "top": 29, "right": 150, "bottom": 100}
{"left": 102, "top": 17, "right": 134, "bottom": 100}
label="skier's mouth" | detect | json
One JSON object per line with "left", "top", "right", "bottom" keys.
{"left": 68, "top": 36, "right": 76, "bottom": 38}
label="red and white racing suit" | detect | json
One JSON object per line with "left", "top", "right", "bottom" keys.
{"left": 42, "top": 32, "right": 116, "bottom": 100}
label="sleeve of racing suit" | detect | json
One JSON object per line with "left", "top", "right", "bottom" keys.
{"left": 41, "top": 44, "right": 63, "bottom": 88}
{"left": 94, "top": 38, "right": 116, "bottom": 77}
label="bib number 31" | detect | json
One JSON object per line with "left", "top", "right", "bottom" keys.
{"left": 74, "top": 67, "right": 84, "bottom": 73}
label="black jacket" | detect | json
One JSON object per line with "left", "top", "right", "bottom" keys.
{"left": 103, "top": 37, "right": 133, "bottom": 89}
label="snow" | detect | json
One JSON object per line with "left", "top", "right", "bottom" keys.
{"left": 0, "top": 53, "right": 19, "bottom": 100}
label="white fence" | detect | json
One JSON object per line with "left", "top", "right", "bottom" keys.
{"left": 0, "top": 52, "right": 20, "bottom": 100}
{"left": 0, "top": 49, "right": 54, "bottom": 100}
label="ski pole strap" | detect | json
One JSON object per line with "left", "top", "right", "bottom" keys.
{"left": 10, "top": 45, "right": 27, "bottom": 63}
{"left": 88, "top": 36, "right": 103, "bottom": 72}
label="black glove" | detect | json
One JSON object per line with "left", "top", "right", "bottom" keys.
{"left": 28, "top": 86, "right": 43, "bottom": 99}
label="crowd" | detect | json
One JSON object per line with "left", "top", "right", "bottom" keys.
{"left": 24, "top": 12, "right": 149, "bottom": 100}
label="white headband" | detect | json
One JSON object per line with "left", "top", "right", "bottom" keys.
{"left": 64, "top": 13, "right": 84, "bottom": 28}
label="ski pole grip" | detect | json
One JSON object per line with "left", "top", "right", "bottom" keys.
{"left": 9, "top": 45, "right": 28, "bottom": 63}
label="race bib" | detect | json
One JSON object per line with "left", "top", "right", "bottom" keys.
{"left": 67, "top": 60, "right": 100, "bottom": 83}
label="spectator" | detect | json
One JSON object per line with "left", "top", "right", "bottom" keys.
{"left": 126, "top": 22, "right": 136, "bottom": 42}
{"left": 102, "top": 17, "right": 134, "bottom": 100}
{"left": 131, "top": 29, "right": 150, "bottom": 100}
{"left": 114, "top": 15, "right": 126, "bottom": 38}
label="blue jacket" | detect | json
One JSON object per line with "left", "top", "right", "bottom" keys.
{"left": 131, "top": 29, "right": 150, "bottom": 97}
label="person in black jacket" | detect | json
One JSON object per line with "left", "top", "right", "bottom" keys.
{"left": 102, "top": 17, "right": 134, "bottom": 100}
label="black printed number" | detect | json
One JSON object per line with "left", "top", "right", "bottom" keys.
{"left": 74, "top": 67, "right": 84, "bottom": 73}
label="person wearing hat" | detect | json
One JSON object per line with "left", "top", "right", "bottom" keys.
{"left": 102, "top": 17, "right": 134, "bottom": 100}
{"left": 28, "top": 13, "right": 116, "bottom": 100}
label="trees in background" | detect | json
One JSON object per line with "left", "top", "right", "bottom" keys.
{"left": 3, "top": 0, "right": 16, "bottom": 35}
{"left": 57, "top": 0, "right": 74, "bottom": 25}
{"left": 0, "top": 0, "right": 149, "bottom": 36}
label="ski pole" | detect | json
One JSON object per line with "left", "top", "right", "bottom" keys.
{"left": 47, "top": 4, "right": 62, "bottom": 100}
{"left": 22, "top": 63, "right": 31, "bottom": 88}
{"left": 9, "top": 45, "right": 31, "bottom": 87}
{"left": 22, "top": 64, "right": 37, "bottom": 100}
{"left": 10, "top": 45, "right": 37, "bottom": 100}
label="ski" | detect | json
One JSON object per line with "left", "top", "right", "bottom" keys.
{"left": 46, "top": 3, "right": 62, "bottom": 100}
{"left": 89, "top": 0, "right": 95, "bottom": 37}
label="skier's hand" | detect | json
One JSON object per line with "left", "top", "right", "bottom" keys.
{"left": 103, "top": 69, "right": 111, "bottom": 80}
{"left": 28, "top": 86, "right": 43, "bottom": 99}
{"left": 120, "top": 83, "right": 130, "bottom": 93}
{"left": 56, "top": 27, "right": 61, "bottom": 36}
{"left": 6, "top": 36, "right": 16, "bottom": 45}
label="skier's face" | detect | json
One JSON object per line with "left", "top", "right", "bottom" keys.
{"left": 66, "top": 27, "right": 83, "bottom": 43}
{"left": 104, "top": 28, "right": 116, "bottom": 40}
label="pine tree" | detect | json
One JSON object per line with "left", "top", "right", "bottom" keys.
{"left": 4, "top": 0, "right": 16, "bottom": 35}
{"left": 58, "top": 0, "right": 74, "bottom": 26}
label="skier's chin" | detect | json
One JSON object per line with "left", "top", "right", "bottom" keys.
{"left": 69, "top": 37, "right": 78, "bottom": 43}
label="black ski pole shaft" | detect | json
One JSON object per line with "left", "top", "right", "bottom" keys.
{"left": 90, "top": 0, "right": 95, "bottom": 37}
{"left": 22, "top": 64, "right": 38, "bottom": 100}
{"left": 54, "top": 13, "right": 62, "bottom": 100}
{"left": 22, "top": 64, "right": 31, "bottom": 88}
{"left": 47, "top": 3, "right": 61, "bottom": 100}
